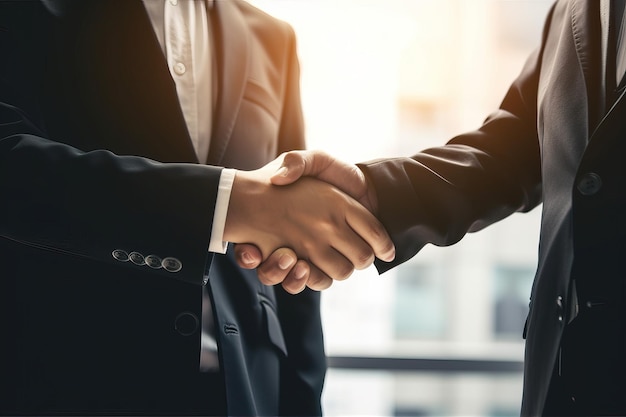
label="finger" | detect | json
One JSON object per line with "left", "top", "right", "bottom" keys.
{"left": 345, "top": 202, "right": 396, "bottom": 263}
{"left": 256, "top": 247, "right": 298, "bottom": 286}
{"left": 330, "top": 231, "right": 376, "bottom": 271}
{"left": 281, "top": 260, "right": 310, "bottom": 294}
{"left": 307, "top": 245, "right": 355, "bottom": 282}
{"left": 270, "top": 151, "right": 375, "bottom": 213}
{"left": 270, "top": 150, "right": 335, "bottom": 186}
{"left": 315, "top": 203, "right": 376, "bottom": 270}
{"left": 317, "top": 161, "right": 370, "bottom": 208}
{"left": 305, "top": 263, "right": 333, "bottom": 291}
{"left": 270, "top": 151, "right": 308, "bottom": 185}
{"left": 233, "top": 243, "right": 264, "bottom": 269}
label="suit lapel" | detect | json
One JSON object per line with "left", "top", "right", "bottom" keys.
{"left": 571, "top": 0, "right": 605, "bottom": 131}
{"left": 206, "top": 1, "right": 249, "bottom": 166}
{"left": 68, "top": 0, "right": 198, "bottom": 163}
{"left": 591, "top": 0, "right": 626, "bottom": 133}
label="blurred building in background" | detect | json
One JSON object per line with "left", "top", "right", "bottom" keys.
{"left": 249, "top": 1, "right": 552, "bottom": 415}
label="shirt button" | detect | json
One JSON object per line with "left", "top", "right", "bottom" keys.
{"left": 169, "top": 0, "right": 178, "bottom": 5}
{"left": 577, "top": 172, "right": 602, "bottom": 196}
{"left": 173, "top": 62, "right": 186, "bottom": 75}
{"left": 162, "top": 257, "right": 183, "bottom": 273}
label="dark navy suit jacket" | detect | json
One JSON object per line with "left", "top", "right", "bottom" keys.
{"left": 0, "top": 1, "right": 325, "bottom": 415}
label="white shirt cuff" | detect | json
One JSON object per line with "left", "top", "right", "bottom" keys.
{"left": 208, "top": 168, "right": 236, "bottom": 254}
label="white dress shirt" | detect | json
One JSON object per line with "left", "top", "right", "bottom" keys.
{"left": 143, "top": 0, "right": 236, "bottom": 371}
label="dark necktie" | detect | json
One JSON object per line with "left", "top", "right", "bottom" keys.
{"left": 614, "top": 0, "right": 626, "bottom": 90}
{"left": 607, "top": 0, "right": 626, "bottom": 106}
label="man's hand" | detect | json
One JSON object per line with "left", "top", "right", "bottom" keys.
{"left": 233, "top": 151, "right": 391, "bottom": 293}
{"left": 272, "top": 150, "right": 378, "bottom": 213}
{"left": 234, "top": 245, "right": 328, "bottom": 294}
{"left": 225, "top": 153, "right": 394, "bottom": 292}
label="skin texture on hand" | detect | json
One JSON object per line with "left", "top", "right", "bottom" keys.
{"left": 272, "top": 150, "right": 379, "bottom": 213}
{"left": 234, "top": 245, "right": 317, "bottom": 293}
{"left": 224, "top": 153, "right": 394, "bottom": 292}
{"left": 233, "top": 151, "right": 393, "bottom": 293}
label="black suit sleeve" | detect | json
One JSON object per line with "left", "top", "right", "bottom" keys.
{"left": 0, "top": 103, "right": 223, "bottom": 285}
{"left": 362, "top": 26, "right": 549, "bottom": 273}
{"left": 0, "top": 2, "right": 223, "bottom": 286}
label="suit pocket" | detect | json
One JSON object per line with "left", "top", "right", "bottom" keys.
{"left": 258, "top": 293, "right": 288, "bottom": 357}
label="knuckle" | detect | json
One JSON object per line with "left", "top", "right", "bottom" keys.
{"left": 283, "top": 152, "right": 304, "bottom": 169}
{"left": 369, "top": 222, "right": 387, "bottom": 240}
{"left": 383, "top": 240, "right": 395, "bottom": 255}
{"left": 370, "top": 225, "right": 394, "bottom": 253}
{"left": 377, "top": 238, "right": 395, "bottom": 257}
{"left": 283, "top": 151, "right": 296, "bottom": 162}
{"left": 333, "top": 263, "right": 354, "bottom": 281}
{"left": 316, "top": 219, "right": 337, "bottom": 235}
{"left": 257, "top": 267, "right": 282, "bottom": 285}
{"left": 308, "top": 277, "right": 332, "bottom": 291}
{"left": 355, "top": 249, "right": 375, "bottom": 270}
{"left": 283, "top": 279, "right": 306, "bottom": 295}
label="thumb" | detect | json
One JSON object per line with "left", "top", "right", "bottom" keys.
{"left": 233, "top": 243, "right": 264, "bottom": 269}
{"left": 270, "top": 151, "right": 307, "bottom": 185}
{"left": 270, "top": 150, "right": 333, "bottom": 186}
{"left": 270, "top": 150, "right": 374, "bottom": 212}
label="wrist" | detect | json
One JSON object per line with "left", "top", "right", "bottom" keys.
{"left": 223, "top": 170, "right": 266, "bottom": 243}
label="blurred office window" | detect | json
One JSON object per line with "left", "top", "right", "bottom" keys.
{"left": 247, "top": 0, "right": 552, "bottom": 415}
{"left": 394, "top": 264, "right": 447, "bottom": 340}
{"left": 493, "top": 265, "right": 534, "bottom": 339}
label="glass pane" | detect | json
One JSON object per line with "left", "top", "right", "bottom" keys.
{"left": 323, "top": 369, "right": 523, "bottom": 417}
{"left": 394, "top": 264, "right": 446, "bottom": 339}
{"left": 493, "top": 265, "right": 534, "bottom": 339}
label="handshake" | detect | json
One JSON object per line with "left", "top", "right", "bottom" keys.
{"left": 223, "top": 150, "right": 396, "bottom": 294}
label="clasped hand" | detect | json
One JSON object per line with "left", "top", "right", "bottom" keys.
{"left": 224, "top": 151, "right": 394, "bottom": 293}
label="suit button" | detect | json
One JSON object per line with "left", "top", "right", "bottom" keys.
{"left": 145, "top": 254, "right": 162, "bottom": 269}
{"left": 174, "top": 312, "right": 199, "bottom": 336}
{"left": 129, "top": 251, "right": 145, "bottom": 265}
{"left": 112, "top": 249, "right": 129, "bottom": 262}
{"left": 577, "top": 172, "right": 602, "bottom": 196}
{"left": 162, "top": 257, "right": 182, "bottom": 273}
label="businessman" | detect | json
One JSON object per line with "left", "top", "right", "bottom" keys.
{"left": 0, "top": 1, "right": 393, "bottom": 415}
{"left": 241, "top": 0, "right": 626, "bottom": 415}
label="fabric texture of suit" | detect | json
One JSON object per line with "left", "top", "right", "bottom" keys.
{"left": 0, "top": 1, "right": 325, "bottom": 415}
{"left": 361, "top": 0, "right": 626, "bottom": 415}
